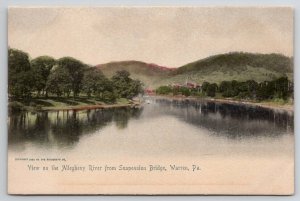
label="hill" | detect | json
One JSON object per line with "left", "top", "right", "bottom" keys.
{"left": 96, "top": 61, "right": 175, "bottom": 88}
{"left": 96, "top": 52, "right": 293, "bottom": 88}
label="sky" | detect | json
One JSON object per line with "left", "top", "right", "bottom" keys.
{"left": 8, "top": 7, "right": 293, "bottom": 67}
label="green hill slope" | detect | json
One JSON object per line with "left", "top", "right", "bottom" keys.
{"left": 96, "top": 52, "right": 293, "bottom": 88}
{"left": 177, "top": 52, "right": 292, "bottom": 74}
{"left": 96, "top": 61, "right": 175, "bottom": 88}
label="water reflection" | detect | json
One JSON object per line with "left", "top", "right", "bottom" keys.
{"left": 152, "top": 98, "right": 294, "bottom": 139}
{"left": 8, "top": 98, "right": 293, "bottom": 150}
{"left": 8, "top": 107, "right": 143, "bottom": 148}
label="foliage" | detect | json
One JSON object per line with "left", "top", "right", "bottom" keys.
{"left": 8, "top": 48, "right": 31, "bottom": 73}
{"left": 31, "top": 56, "right": 56, "bottom": 96}
{"left": 8, "top": 101, "right": 25, "bottom": 113}
{"left": 112, "top": 70, "right": 143, "bottom": 99}
{"left": 256, "top": 77, "right": 291, "bottom": 101}
{"left": 8, "top": 49, "right": 143, "bottom": 105}
{"left": 179, "top": 87, "right": 191, "bottom": 96}
{"left": 8, "top": 48, "right": 33, "bottom": 98}
{"left": 177, "top": 52, "right": 293, "bottom": 75}
{"left": 82, "top": 68, "right": 117, "bottom": 102}
{"left": 156, "top": 86, "right": 172, "bottom": 95}
{"left": 8, "top": 48, "right": 293, "bottom": 106}
{"left": 46, "top": 67, "right": 72, "bottom": 97}
{"left": 101, "top": 91, "right": 116, "bottom": 103}
{"left": 155, "top": 76, "right": 293, "bottom": 102}
{"left": 201, "top": 82, "right": 218, "bottom": 97}
{"left": 56, "top": 57, "right": 86, "bottom": 97}
{"left": 201, "top": 82, "right": 210, "bottom": 92}
{"left": 217, "top": 77, "right": 292, "bottom": 100}
{"left": 82, "top": 67, "right": 107, "bottom": 97}
{"left": 206, "top": 83, "right": 218, "bottom": 97}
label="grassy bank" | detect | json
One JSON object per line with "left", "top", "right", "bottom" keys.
{"left": 9, "top": 95, "right": 293, "bottom": 113}
{"left": 9, "top": 97, "right": 139, "bottom": 112}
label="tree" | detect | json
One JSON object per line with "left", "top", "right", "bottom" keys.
{"left": 201, "top": 82, "right": 210, "bottom": 93}
{"left": 245, "top": 80, "right": 258, "bottom": 98}
{"left": 112, "top": 70, "right": 142, "bottom": 99}
{"left": 31, "top": 56, "right": 56, "bottom": 97}
{"left": 256, "top": 81, "right": 275, "bottom": 100}
{"left": 206, "top": 83, "right": 218, "bottom": 97}
{"left": 46, "top": 67, "right": 72, "bottom": 97}
{"left": 219, "top": 81, "right": 232, "bottom": 97}
{"left": 202, "top": 82, "right": 217, "bottom": 97}
{"left": 179, "top": 87, "right": 191, "bottom": 96}
{"left": 82, "top": 67, "right": 106, "bottom": 97}
{"left": 101, "top": 90, "right": 116, "bottom": 103}
{"left": 230, "top": 80, "right": 239, "bottom": 97}
{"left": 8, "top": 48, "right": 34, "bottom": 98}
{"left": 113, "top": 70, "right": 130, "bottom": 80}
{"left": 236, "top": 82, "right": 249, "bottom": 98}
{"left": 57, "top": 57, "right": 86, "bottom": 97}
{"left": 127, "top": 79, "right": 143, "bottom": 98}
{"left": 156, "top": 86, "right": 172, "bottom": 95}
{"left": 82, "top": 67, "right": 116, "bottom": 102}
{"left": 274, "top": 77, "right": 289, "bottom": 100}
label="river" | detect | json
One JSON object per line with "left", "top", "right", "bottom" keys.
{"left": 7, "top": 97, "right": 294, "bottom": 194}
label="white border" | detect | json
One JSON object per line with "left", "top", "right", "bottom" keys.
{"left": 0, "top": 0, "right": 298, "bottom": 200}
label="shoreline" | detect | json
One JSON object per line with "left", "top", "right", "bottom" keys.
{"left": 9, "top": 95, "right": 293, "bottom": 113}
{"left": 152, "top": 95, "right": 294, "bottom": 113}
{"left": 9, "top": 99, "right": 141, "bottom": 112}
{"left": 41, "top": 102, "right": 141, "bottom": 111}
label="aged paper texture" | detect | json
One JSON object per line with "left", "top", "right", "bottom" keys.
{"left": 8, "top": 7, "right": 294, "bottom": 195}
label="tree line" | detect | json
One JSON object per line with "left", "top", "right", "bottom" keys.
{"left": 156, "top": 77, "right": 293, "bottom": 101}
{"left": 8, "top": 48, "right": 143, "bottom": 102}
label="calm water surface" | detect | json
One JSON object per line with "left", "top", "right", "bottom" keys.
{"left": 8, "top": 97, "right": 294, "bottom": 159}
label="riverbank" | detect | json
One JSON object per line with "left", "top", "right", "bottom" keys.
{"left": 8, "top": 97, "right": 141, "bottom": 112}
{"left": 41, "top": 103, "right": 140, "bottom": 111}
{"left": 152, "top": 95, "right": 294, "bottom": 112}
{"left": 9, "top": 95, "right": 293, "bottom": 113}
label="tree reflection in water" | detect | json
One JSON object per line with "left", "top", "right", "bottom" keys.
{"left": 8, "top": 98, "right": 293, "bottom": 149}
{"left": 8, "top": 107, "right": 143, "bottom": 148}
{"left": 154, "top": 98, "right": 293, "bottom": 139}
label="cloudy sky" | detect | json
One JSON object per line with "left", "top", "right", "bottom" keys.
{"left": 8, "top": 7, "right": 293, "bottom": 67}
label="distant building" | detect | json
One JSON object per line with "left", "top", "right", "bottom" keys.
{"left": 171, "top": 82, "right": 201, "bottom": 89}
{"left": 186, "top": 82, "right": 201, "bottom": 89}
{"left": 144, "top": 89, "right": 155, "bottom": 95}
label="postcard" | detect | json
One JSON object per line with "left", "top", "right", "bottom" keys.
{"left": 7, "top": 7, "right": 294, "bottom": 195}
